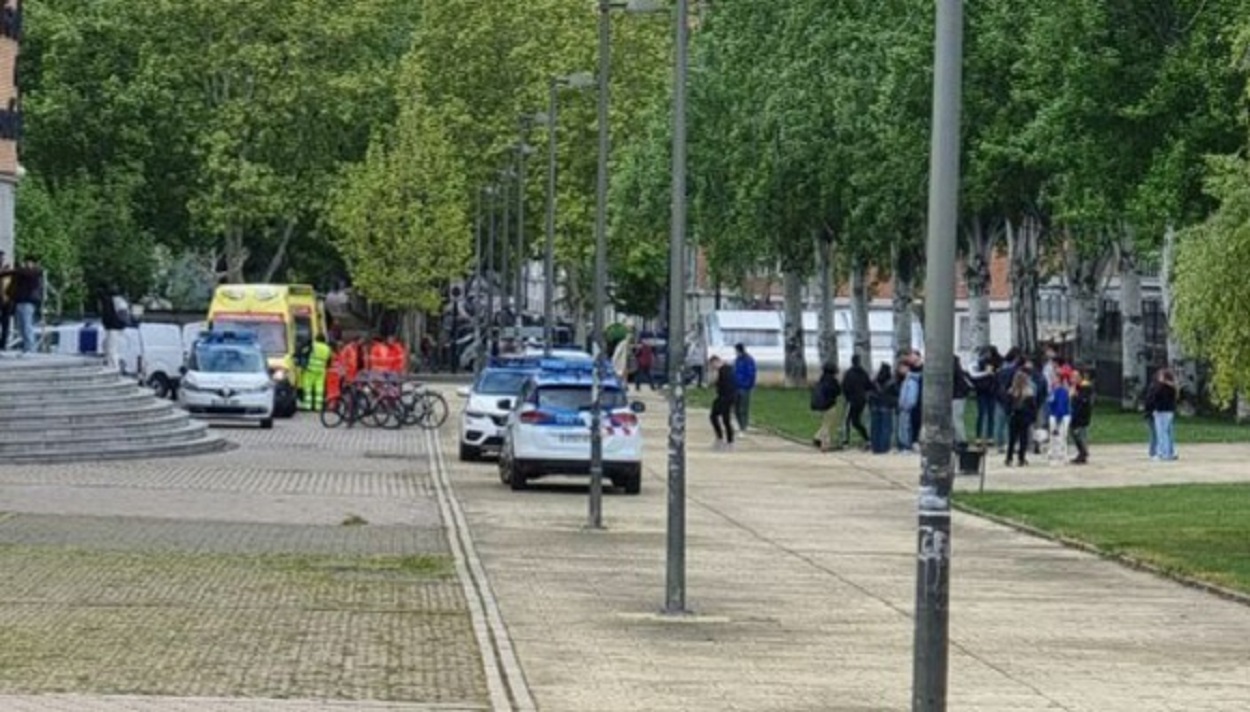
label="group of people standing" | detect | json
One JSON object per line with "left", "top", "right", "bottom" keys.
{"left": 318, "top": 334, "right": 410, "bottom": 410}
{"left": 0, "top": 251, "right": 45, "bottom": 353}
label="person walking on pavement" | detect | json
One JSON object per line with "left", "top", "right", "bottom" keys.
{"left": 96, "top": 284, "right": 134, "bottom": 371}
{"left": 1005, "top": 370, "right": 1037, "bottom": 467}
{"left": 1047, "top": 367, "right": 1073, "bottom": 465}
{"left": 840, "top": 354, "right": 873, "bottom": 449}
{"left": 0, "top": 255, "right": 43, "bottom": 353}
{"left": 634, "top": 340, "right": 656, "bottom": 392}
{"left": 810, "top": 362, "right": 842, "bottom": 452}
{"left": 733, "top": 343, "right": 757, "bottom": 432}
{"left": 1070, "top": 374, "right": 1094, "bottom": 465}
{"left": 708, "top": 355, "right": 738, "bottom": 450}
{"left": 300, "top": 334, "right": 332, "bottom": 411}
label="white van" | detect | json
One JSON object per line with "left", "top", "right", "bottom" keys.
{"left": 118, "top": 323, "right": 185, "bottom": 399}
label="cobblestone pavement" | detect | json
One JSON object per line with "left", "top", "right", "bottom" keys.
{"left": 445, "top": 390, "right": 1250, "bottom": 712}
{"left": 0, "top": 415, "right": 489, "bottom": 708}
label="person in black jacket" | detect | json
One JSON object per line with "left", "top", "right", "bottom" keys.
{"left": 869, "top": 363, "right": 897, "bottom": 454}
{"left": 97, "top": 284, "right": 133, "bottom": 370}
{"left": 1070, "top": 376, "right": 1094, "bottom": 464}
{"left": 708, "top": 356, "right": 738, "bottom": 450}
{"left": 811, "top": 363, "right": 842, "bottom": 452}
{"left": 840, "top": 354, "right": 873, "bottom": 449}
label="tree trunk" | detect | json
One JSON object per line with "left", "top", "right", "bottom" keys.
{"left": 851, "top": 255, "right": 871, "bottom": 368}
{"left": 964, "top": 217, "right": 994, "bottom": 355}
{"left": 262, "top": 220, "right": 299, "bottom": 283}
{"left": 1064, "top": 229, "right": 1111, "bottom": 367}
{"left": 1237, "top": 392, "right": 1250, "bottom": 424}
{"left": 892, "top": 245, "right": 914, "bottom": 356}
{"left": 567, "top": 271, "right": 588, "bottom": 350}
{"left": 1118, "top": 227, "right": 1146, "bottom": 411}
{"left": 1160, "top": 225, "right": 1198, "bottom": 415}
{"left": 224, "top": 228, "right": 249, "bottom": 283}
{"left": 783, "top": 269, "right": 807, "bottom": 387}
{"left": 1007, "top": 216, "right": 1041, "bottom": 356}
{"left": 815, "top": 229, "right": 837, "bottom": 368}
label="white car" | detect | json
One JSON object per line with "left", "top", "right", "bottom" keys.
{"left": 457, "top": 363, "right": 538, "bottom": 462}
{"left": 498, "top": 362, "right": 645, "bottom": 494}
{"left": 178, "top": 332, "right": 275, "bottom": 428}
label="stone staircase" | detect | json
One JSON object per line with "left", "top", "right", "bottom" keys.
{"left": 0, "top": 354, "right": 230, "bottom": 464}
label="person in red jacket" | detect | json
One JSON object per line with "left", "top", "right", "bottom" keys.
{"left": 369, "top": 335, "right": 393, "bottom": 374}
{"left": 385, "top": 334, "right": 408, "bottom": 375}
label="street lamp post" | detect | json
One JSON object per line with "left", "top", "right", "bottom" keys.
{"left": 499, "top": 169, "right": 513, "bottom": 343}
{"left": 664, "top": 0, "right": 691, "bottom": 616}
{"left": 588, "top": 0, "right": 616, "bottom": 530}
{"left": 473, "top": 189, "right": 484, "bottom": 376}
{"left": 541, "top": 72, "right": 595, "bottom": 358}
{"left": 486, "top": 184, "right": 498, "bottom": 361}
{"left": 515, "top": 128, "right": 537, "bottom": 317}
{"left": 913, "top": 0, "right": 963, "bottom": 710}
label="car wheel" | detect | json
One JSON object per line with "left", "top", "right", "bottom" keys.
{"left": 508, "top": 461, "right": 528, "bottom": 491}
{"left": 260, "top": 418, "right": 274, "bottom": 430}
{"left": 459, "top": 442, "right": 480, "bottom": 462}
{"left": 147, "top": 373, "right": 172, "bottom": 400}
{"left": 623, "top": 467, "right": 642, "bottom": 495}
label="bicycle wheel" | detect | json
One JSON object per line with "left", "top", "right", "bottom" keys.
{"left": 399, "top": 389, "right": 426, "bottom": 427}
{"left": 369, "top": 396, "right": 404, "bottom": 429}
{"left": 416, "top": 392, "right": 449, "bottom": 430}
{"left": 319, "top": 397, "right": 345, "bottom": 428}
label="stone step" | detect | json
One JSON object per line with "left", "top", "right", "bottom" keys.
{"left": 0, "top": 409, "right": 191, "bottom": 439}
{"left": 0, "top": 390, "right": 157, "bottom": 414}
{"left": 0, "top": 364, "right": 119, "bottom": 384}
{"left": 0, "top": 381, "right": 148, "bottom": 404}
{"left": 0, "top": 420, "right": 212, "bottom": 456}
{"left": 0, "top": 399, "right": 178, "bottom": 428}
{"left": 1, "top": 433, "right": 231, "bottom": 465}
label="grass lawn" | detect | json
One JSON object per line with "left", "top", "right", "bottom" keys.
{"left": 688, "top": 386, "right": 1250, "bottom": 446}
{"left": 958, "top": 484, "right": 1250, "bottom": 594}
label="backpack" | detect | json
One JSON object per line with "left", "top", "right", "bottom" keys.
{"left": 810, "top": 378, "right": 837, "bottom": 412}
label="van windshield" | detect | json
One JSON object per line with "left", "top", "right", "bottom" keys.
{"left": 211, "top": 321, "right": 287, "bottom": 356}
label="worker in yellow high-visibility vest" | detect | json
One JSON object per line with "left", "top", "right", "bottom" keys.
{"left": 300, "top": 334, "right": 332, "bottom": 411}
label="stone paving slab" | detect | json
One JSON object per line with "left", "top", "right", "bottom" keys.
{"left": 0, "top": 695, "right": 485, "bottom": 711}
{"left": 0, "top": 513, "right": 446, "bottom": 555}
{"left": 444, "top": 393, "right": 1250, "bottom": 712}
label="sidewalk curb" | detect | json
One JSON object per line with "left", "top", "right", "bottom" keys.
{"left": 953, "top": 501, "right": 1250, "bottom": 609}
{"left": 424, "top": 429, "right": 537, "bottom": 712}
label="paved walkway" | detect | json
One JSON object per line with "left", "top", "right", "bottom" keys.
{"left": 0, "top": 418, "right": 489, "bottom": 709}
{"left": 444, "top": 390, "right": 1250, "bottom": 712}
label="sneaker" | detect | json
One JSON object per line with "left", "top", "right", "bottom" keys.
{"left": 712, "top": 441, "right": 725, "bottom": 452}
{"left": 1018, "top": 459, "right": 1028, "bottom": 467}
{"left": 1004, "top": 459, "right": 1013, "bottom": 467}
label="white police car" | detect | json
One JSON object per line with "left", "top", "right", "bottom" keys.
{"left": 457, "top": 357, "right": 545, "bottom": 461}
{"left": 178, "top": 331, "right": 275, "bottom": 428}
{"left": 498, "top": 360, "right": 645, "bottom": 494}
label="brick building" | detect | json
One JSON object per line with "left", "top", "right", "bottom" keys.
{"left": 0, "top": 0, "right": 20, "bottom": 261}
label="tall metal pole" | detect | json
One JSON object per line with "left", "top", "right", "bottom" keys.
{"left": 516, "top": 136, "right": 528, "bottom": 317}
{"left": 544, "top": 81, "right": 559, "bottom": 358}
{"left": 589, "top": 0, "right": 612, "bottom": 530}
{"left": 486, "top": 186, "right": 497, "bottom": 361}
{"left": 913, "top": 0, "right": 962, "bottom": 709}
{"left": 500, "top": 173, "right": 512, "bottom": 334}
{"left": 474, "top": 189, "right": 484, "bottom": 375}
{"left": 664, "top": 0, "right": 690, "bottom": 615}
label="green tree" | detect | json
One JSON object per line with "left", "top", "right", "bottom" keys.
{"left": 331, "top": 100, "right": 470, "bottom": 312}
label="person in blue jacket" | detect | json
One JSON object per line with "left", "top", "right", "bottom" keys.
{"left": 897, "top": 361, "right": 922, "bottom": 453}
{"left": 733, "top": 343, "right": 757, "bottom": 432}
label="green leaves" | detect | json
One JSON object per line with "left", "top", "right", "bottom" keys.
{"left": 331, "top": 101, "right": 470, "bottom": 312}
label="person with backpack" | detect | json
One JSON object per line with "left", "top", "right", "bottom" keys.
{"left": 810, "top": 362, "right": 842, "bottom": 452}
{"left": 1005, "top": 370, "right": 1037, "bottom": 467}
{"left": 96, "top": 284, "right": 135, "bottom": 371}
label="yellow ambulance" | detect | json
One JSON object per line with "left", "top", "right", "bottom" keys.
{"left": 207, "top": 284, "right": 326, "bottom": 417}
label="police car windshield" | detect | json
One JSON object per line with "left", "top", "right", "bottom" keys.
{"left": 537, "top": 385, "right": 627, "bottom": 411}
{"left": 210, "top": 321, "right": 286, "bottom": 356}
{"left": 194, "top": 345, "right": 267, "bottom": 374}
{"left": 476, "top": 371, "right": 530, "bottom": 395}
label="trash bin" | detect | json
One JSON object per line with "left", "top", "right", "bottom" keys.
{"left": 957, "top": 446, "right": 985, "bottom": 476}
{"left": 78, "top": 326, "right": 100, "bottom": 355}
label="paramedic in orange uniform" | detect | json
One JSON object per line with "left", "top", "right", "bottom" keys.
{"left": 369, "top": 335, "right": 393, "bottom": 374}
{"left": 385, "top": 334, "right": 408, "bottom": 375}
{"left": 326, "top": 342, "right": 344, "bottom": 402}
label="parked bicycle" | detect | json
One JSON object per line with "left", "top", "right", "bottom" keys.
{"left": 320, "top": 370, "right": 448, "bottom": 430}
